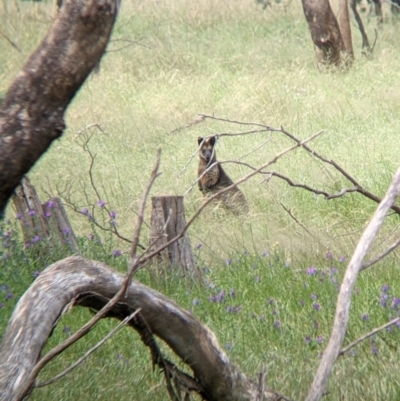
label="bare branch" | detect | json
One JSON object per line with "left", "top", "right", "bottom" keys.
{"left": 129, "top": 149, "right": 161, "bottom": 268}
{"left": 306, "top": 167, "right": 400, "bottom": 401}
{"left": 0, "top": 29, "right": 21, "bottom": 52}
{"left": 339, "top": 317, "right": 400, "bottom": 356}
{"left": 360, "top": 238, "right": 400, "bottom": 271}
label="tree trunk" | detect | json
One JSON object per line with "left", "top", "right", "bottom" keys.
{"left": 149, "top": 196, "right": 200, "bottom": 278}
{"left": 0, "top": 0, "right": 120, "bottom": 217}
{"left": 0, "top": 256, "right": 284, "bottom": 401}
{"left": 301, "top": 0, "right": 345, "bottom": 69}
{"left": 337, "top": 0, "right": 354, "bottom": 64}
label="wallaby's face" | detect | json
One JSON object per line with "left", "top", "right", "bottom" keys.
{"left": 198, "top": 136, "right": 216, "bottom": 163}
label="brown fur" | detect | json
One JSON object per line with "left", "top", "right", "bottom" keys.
{"left": 197, "top": 136, "right": 248, "bottom": 214}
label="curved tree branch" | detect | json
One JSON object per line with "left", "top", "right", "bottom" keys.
{"left": 0, "top": 0, "right": 120, "bottom": 216}
{"left": 0, "top": 256, "right": 288, "bottom": 401}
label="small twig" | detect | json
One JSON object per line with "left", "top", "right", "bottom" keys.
{"left": 339, "top": 317, "right": 400, "bottom": 356}
{"left": 256, "top": 365, "right": 266, "bottom": 401}
{"left": 280, "top": 202, "right": 320, "bottom": 241}
{"left": 361, "top": 238, "right": 400, "bottom": 271}
{"left": 35, "top": 309, "right": 141, "bottom": 388}
{"left": 0, "top": 29, "right": 21, "bottom": 52}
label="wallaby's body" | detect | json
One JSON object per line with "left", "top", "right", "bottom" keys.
{"left": 197, "top": 136, "right": 248, "bottom": 214}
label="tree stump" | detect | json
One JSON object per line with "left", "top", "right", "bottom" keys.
{"left": 12, "top": 177, "right": 78, "bottom": 252}
{"left": 149, "top": 196, "right": 199, "bottom": 277}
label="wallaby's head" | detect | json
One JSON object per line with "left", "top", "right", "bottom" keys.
{"left": 198, "top": 136, "right": 216, "bottom": 163}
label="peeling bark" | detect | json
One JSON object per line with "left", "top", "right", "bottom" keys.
{"left": 0, "top": 0, "right": 120, "bottom": 216}
{"left": 0, "top": 256, "right": 284, "bottom": 401}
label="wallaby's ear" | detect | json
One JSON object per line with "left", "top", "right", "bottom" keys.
{"left": 198, "top": 137, "right": 204, "bottom": 146}
{"left": 209, "top": 136, "right": 216, "bottom": 147}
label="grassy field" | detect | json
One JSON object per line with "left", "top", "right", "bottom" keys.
{"left": 1, "top": 0, "right": 400, "bottom": 400}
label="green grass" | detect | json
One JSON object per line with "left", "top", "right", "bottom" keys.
{"left": 2, "top": 0, "right": 400, "bottom": 399}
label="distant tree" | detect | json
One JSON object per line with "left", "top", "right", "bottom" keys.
{"left": 301, "top": 0, "right": 354, "bottom": 69}
{"left": 0, "top": 0, "right": 118, "bottom": 217}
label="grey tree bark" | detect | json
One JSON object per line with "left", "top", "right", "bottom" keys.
{"left": 0, "top": 0, "right": 120, "bottom": 216}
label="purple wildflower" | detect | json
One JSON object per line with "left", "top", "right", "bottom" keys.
{"left": 274, "top": 321, "right": 281, "bottom": 329}
{"left": 45, "top": 211, "right": 52, "bottom": 218}
{"left": 16, "top": 213, "right": 22, "bottom": 220}
{"left": 262, "top": 251, "right": 269, "bottom": 257}
{"left": 272, "top": 309, "right": 278, "bottom": 316}
{"left": 229, "top": 289, "right": 236, "bottom": 298}
{"left": 267, "top": 298, "right": 275, "bottom": 305}
{"left": 63, "top": 326, "right": 71, "bottom": 335}
{"left": 330, "top": 267, "right": 338, "bottom": 275}
{"left": 31, "top": 235, "right": 40, "bottom": 243}
{"left": 362, "top": 313, "right": 369, "bottom": 321}
{"left": 4, "top": 231, "right": 11, "bottom": 238}
{"left": 28, "top": 210, "right": 36, "bottom": 216}
{"left": 209, "top": 291, "right": 225, "bottom": 303}
{"left": 316, "top": 336, "right": 324, "bottom": 344}
{"left": 381, "top": 294, "right": 388, "bottom": 307}
{"left": 339, "top": 255, "right": 346, "bottom": 263}
{"left": 305, "top": 335, "right": 311, "bottom": 344}
{"left": 371, "top": 344, "right": 378, "bottom": 355}
{"left": 47, "top": 200, "right": 55, "bottom": 209}
{"left": 192, "top": 298, "right": 200, "bottom": 306}
{"left": 396, "top": 320, "right": 400, "bottom": 328}
{"left": 226, "top": 342, "right": 233, "bottom": 350}
{"left": 63, "top": 227, "right": 71, "bottom": 235}
{"left": 112, "top": 250, "right": 122, "bottom": 257}
{"left": 110, "top": 210, "right": 117, "bottom": 219}
{"left": 393, "top": 297, "right": 400, "bottom": 310}
{"left": 225, "top": 259, "right": 232, "bottom": 266}
{"left": 313, "top": 303, "right": 321, "bottom": 311}
{"left": 254, "top": 275, "right": 261, "bottom": 283}
{"left": 33, "top": 271, "right": 40, "bottom": 278}
{"left": 382, "top": 285, "right": 390, "bottom": 294}
{"left": 6, "top": 293, "right": 14, "bottom": 300}
{"left": 226, "top": 305, "right": 242, "bottom": 314}
{"left": 326, "top": 251, "right": 333, "bottom": 260}
{"left": 311, "top": 294, "right": 317, "bottom": 300}
{"left": 307, "top": 266, "right": 317, "bottom": 275}
{"left": 97, "top": 200, "right": 106, "bottom": 208}
{"left": 196, "top": 243, "right": 202, "bottom": 249}
{"left": 81, "top": 208, "right": 90, "bottom": 216}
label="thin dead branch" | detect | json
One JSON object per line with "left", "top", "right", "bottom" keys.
{"left": 339, "top": 317, "right": 400, "bottom": 356}
{"left": 0, "top": 29, "right": 21, "bottom": 52}
{"left": 306, "top": 167, "right": 400, "bottom": 401}
{"left": 35, "top": 309, "right": 141, "bottom": 388}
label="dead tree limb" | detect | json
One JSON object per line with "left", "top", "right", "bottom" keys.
{"left": 0, "top": 0, "right": 120, "bottom": 216}
{"left": 0, "top": 256, "right": 290, "bottom": 401}
{"left": 306, "top": 167, "right": 400, "bottom": 401}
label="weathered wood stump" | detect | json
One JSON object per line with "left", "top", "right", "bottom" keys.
{"left": 12, "top": 177, "right": 78, "bottom": 252}
{"left": 149, "top": 196, "right": 199, "bottom": 277}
